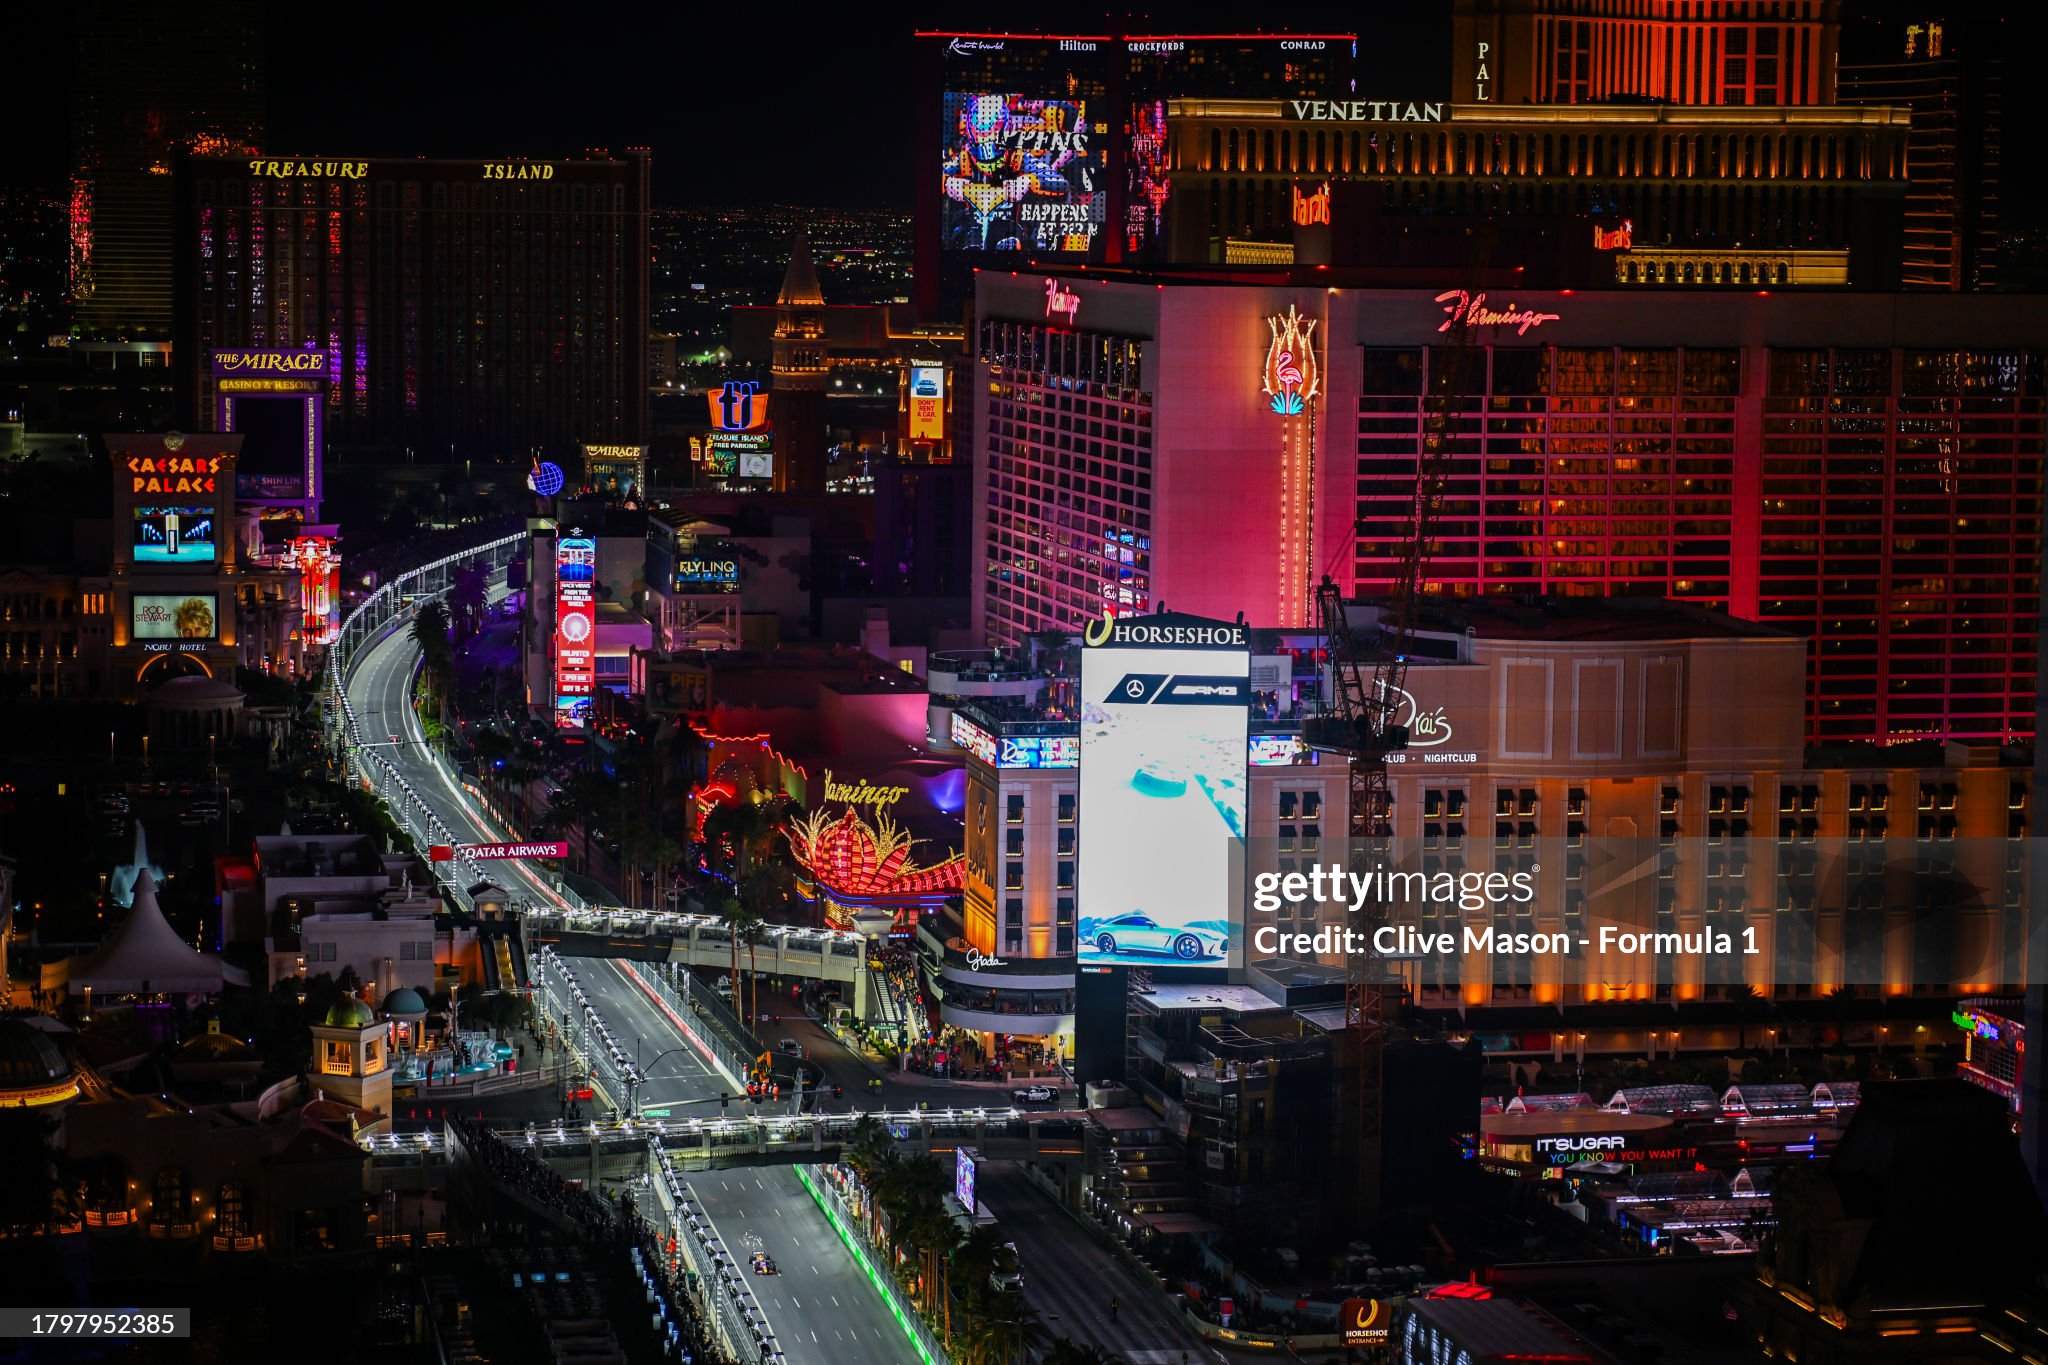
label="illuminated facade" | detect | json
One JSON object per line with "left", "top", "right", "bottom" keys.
{"left": 1838, "top": 14, "right": 2002, "bottom": 292}
{"left": 1296, "top": 598, "right": 2031, "bottom": 1020}
{"left": 770, "top": 237, "right": 829, "bottom": 494}
{"left": 1449, "top": 0, "right": 1842, "bottom": 107}
{"left": 786, "top": 806, "right": 965, "bottom": 935}
{"left": 973, "top": 271, "right": 2046, "bottom": 745}
{"left": 106, "top": 432, "right": 246, "bottom": 694}
{"left": 172, "top": 153, "right": 650, "bottom": 461}
{"left": 1161, "top": 98, "right": 1910, "bottom": 283}
{"left": 912, "top": 31, "right": 1358, "bottom": 314}
{"left": 69, "top": 0, "right": 265, "bottom": 338}
{"left": 937, "top": 634, "right": 1352, "bottom": 1052}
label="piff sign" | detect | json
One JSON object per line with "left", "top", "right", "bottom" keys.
{"left": 555, "top": 535, "right": 596, "bottom": 727}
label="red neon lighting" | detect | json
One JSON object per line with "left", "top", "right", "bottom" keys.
{"left": 1044, "top": 278, "right": 1080, "bottom": 323}
{"left": 1435, "top": 289, "right": 1560, "bottom": 336}
{"left": 1592, "top": 219, "right": 1633, "bottom": 250}
{"left": 1291, "top": 181, "right": 1331, "bottom": 227}
{"left": 786, "top": 808, "right": 964, "bottom": 901}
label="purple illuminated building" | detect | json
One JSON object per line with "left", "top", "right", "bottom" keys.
{"left": 172, "top": 153, "right": 650, "bottom": 466}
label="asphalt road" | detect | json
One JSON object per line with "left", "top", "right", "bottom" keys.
{"left": 352, "top": 597, "right": 1164, "bottom": 1364}
{"left": 691, "top": 1168, "right": 909, "bottom": 1365}
{"left": 976, "top": 1161, "right": 1222, "bottom": 1365}
{"left": 575, "top": 961, "right": 910, "bottom": 1365}
{"left": 348, "top": 619, "right": 911, "bottom": 1365}
{"left": 348, "top": 594, "right": 559, "bottom": 909}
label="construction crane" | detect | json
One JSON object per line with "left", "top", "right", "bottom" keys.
{"left": 1305, "top": 226, "right": 1492, "bottom": 1224}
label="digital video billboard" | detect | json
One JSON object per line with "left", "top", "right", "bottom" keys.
{"left": 555, "top": 536, "right": 596, "bottom": 727}
{"left": 674, "top": 542, "right": 740, "bottom": 592}
{"left": 909, "top": 365, "right": 946, "bottom": 442}
{"left": 132, "top": 507, "right": 218, "bottom": 565}
{"left": 941, "top": 92, "right": 1104, "bottom": 253}
{"left": 1077, "top": 612, "right": 1249, "bottom": 970}
{"left": 1125, "top": 98, "right": 1171, "bottom": 252}
{"left": 133, "top": 594, "right": 219, "bottom": 641}
{"left": 954, "top": 1146, "right": 978, "bottom": 1213}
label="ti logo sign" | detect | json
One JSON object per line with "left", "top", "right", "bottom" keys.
{"left": 715, "top": 381, "right": 762, "bottom": 431}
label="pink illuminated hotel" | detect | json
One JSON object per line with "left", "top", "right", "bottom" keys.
{"left": 971, "top": 271, "right": 2044, "bottom": 744}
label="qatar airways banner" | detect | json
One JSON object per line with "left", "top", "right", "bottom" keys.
{"left": 428, "top": 841, "right": 568, "bottom": 862}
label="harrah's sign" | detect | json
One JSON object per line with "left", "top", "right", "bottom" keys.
{"left": 1435, "top": 289, "right": 1561, "bottom": 336}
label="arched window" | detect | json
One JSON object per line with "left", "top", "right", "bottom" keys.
{"left": 217, "top": 1181, "right": 250, "bottom": 1240}
{"left": 1209, "top": 129, "right": 1222, "bottom": 172}
{"left": 152, "top": 1167, "right": 190, "bottom": 1224}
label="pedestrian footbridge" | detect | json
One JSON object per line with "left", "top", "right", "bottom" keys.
{"left": 524, "top": 909, "right": 874, "bottom": 1017}
{"left": 362, "top": 1106, "right": 1092, "bottom": 1179}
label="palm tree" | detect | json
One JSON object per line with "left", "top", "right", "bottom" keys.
{"left": 1729, "top": 982, "right": 1768, "bottom": 1052}
{"left": 962, "top": 1293, "right": 1046, "bottom": 1365}
{"left": 845, "top": 1115, "right": 893, "bottom": 1188}
{"left": 408, "top": 600, "right": 455, "bottom": 712}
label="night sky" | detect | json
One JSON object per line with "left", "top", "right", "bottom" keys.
{"left": 2, "top": 3, "right": 1448, "bottom": 208}
{"left": 3, "top": 3, "right": 2043, "bottom": 220}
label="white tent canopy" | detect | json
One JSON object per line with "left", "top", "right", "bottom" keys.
{"left": 68, "top": 870, "right": 228, "bottom": 996}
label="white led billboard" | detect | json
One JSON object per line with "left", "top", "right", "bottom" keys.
{"left": 1077, "top": 611, "right": 1249, "bottom": 970}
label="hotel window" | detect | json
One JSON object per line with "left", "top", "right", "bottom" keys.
{"left": 1057, "top": 860, "right": 1075, "bottom": 890}
{"left": 1566, "top": 787, "right": 1587, "bottom": 818}
{"left": 1300, "top": 824, "right": 1320, "bottom": 854}
{"left": 1057, "top": 793, "right": 1075, "bottom": 822}
{"left": 1058, "top": 828, "right": 1076, "bottom": 856}
{"left": 1918, "top": 810, "right": 1958, "bottom": 841}
{"left": 1006, "top": 829, "right": 1025, "bottom": 857}
{"left": 1056, "top": 897, "right": 1075, "bottom": 956}
{"left": 217, "top": 1182, "right": 249, "bottom": 1240}
{"left": 1659, "top": 785, "right": 1681, "bottom": 817}
{"left": 1006, "top": 793, "right": 1025, "bottom": 823}
{"left": 1278, "top": 825, "right": 1297, "bottom": 853}
{"left": 152, "top": 1168, "right": 190, "bottom": 1224}
{"left": 1004, "top": 898, "right": 1024, "bottom": 955}
{"left": 1422, "top": 788, "right": 1467, "bottom": 848}
{"left": 1004, "top": 864, "right": 1024, "bottom": 891}
{"left": 1279, "top": 791, "right": 1299, "bottom": 819}
{"left": 1302, "top": 791, "right": 1321, "bottom": 818}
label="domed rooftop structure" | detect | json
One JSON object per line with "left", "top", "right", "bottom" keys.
{"left": 322, "top": 994, "right": 375, "bottom": 1030}
{"left": 0, "top": 1017, "right": 80, "bottom": 1107}
{"left": 382, "top": 987, "right": 427, "bottom": 1017}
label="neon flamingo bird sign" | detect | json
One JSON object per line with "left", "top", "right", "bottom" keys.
{"left": 1263, "top": 305, "right": 1321, "bottom": 415}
